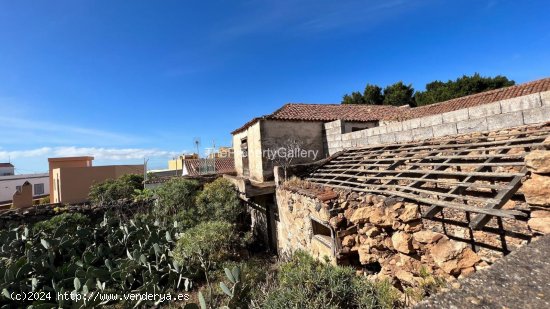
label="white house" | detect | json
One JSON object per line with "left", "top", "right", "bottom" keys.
{"left": 0, "top": 173, "right": 50, "bottom": 204}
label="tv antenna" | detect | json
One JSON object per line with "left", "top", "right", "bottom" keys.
{"left": 193, "top": 137, "right": 201, "bottom": 158}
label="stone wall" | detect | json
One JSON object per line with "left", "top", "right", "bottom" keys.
{"left": 276, "top": 186, "right": 336, "bottom": 263}
{"left": 275, "top": 181, "right": 497, "bottom": 292}
{"left": 325, "top": 91, "right": 550, "bottom": 155}
{"left": 522, "top": 137, "right": 550, "bottom": 235}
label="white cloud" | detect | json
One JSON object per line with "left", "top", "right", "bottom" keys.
{"left": 0, "top": 147, "right": 180, "bottom": 161}
{"left": 210, "top": 0, "right": 416, "bottom": 42}
{"left": 0, "top": 147, "right": 52, "bottom": 159}
{"left": 0, "top": 116, "right": 141, "bottom": 146}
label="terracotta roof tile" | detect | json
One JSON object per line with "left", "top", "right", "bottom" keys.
{"left": 387, "top": 77, "right": 550, "bottom": 121}
{"left": 183, "top": 158, "right": 235, "bottom": 176}
{"left": 232, "top": 77, "right": 550, "bottom": 134}
{"left": 232, "top": 103, "right": 399, "bottom": 134}
{"left": 0, "top": 163, "right": 14, "bottom": 168}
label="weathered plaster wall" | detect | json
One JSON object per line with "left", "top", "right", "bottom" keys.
{"left": 326, "top": 91, "right": 550, "bottom": 154}
{"left": 233, "top": 118, "right": 379, "bottom": 182}
{"left": 260, "top": 120, "right": 327, "bottom": 181}
{"left": 53, "top": 165, "right": 144, "bottom": 204}
{"left": 232, "top": 122, "right": 263, "bottom": 181}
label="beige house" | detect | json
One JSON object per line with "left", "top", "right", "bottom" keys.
{"left": 230, "top": 103, "right": 398, "bottom": 185}
{"left": 48, "top": 157, "right": 144, "bottom": 204}
{"left": 227, "top": 103, "right": 401, "bottom": 251}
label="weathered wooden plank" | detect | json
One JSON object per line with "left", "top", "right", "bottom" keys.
{"left": 306, "top": 178, "right": 526, "bottom": 218}
{"left": 424, "top": 149, "right": 505, "bottom": 219}
{"left": 309, "top": 174, "right": 507, "bottom": 190}
{"left": 309, "top": 172, "right": 497, "bottom": 204}
{"left": 469, "top": 167, "right": 527, "bottom": 229}
{"left": 310, "top": 169, "right": 523, "bottom": 179}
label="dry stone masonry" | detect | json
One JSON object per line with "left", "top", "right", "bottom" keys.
{"left": 523, "top": 137, "right": 550, "bottom": 234}
{"left": 277, "top": 124, "right": 550, "bottom": 297}
{"left": 276, "top": 182, "right": 484, "bottom": 293}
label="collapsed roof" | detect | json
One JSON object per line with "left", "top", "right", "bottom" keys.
{"left": 305, "top": 123, "right": 550, "bottom": 230}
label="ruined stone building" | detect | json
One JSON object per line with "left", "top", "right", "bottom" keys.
{"left": 229, "top": 77, "right": 550, "bottom": 290}
{"left": 229, "top": 77, "right": 550, "bottom": 256}
{"left": 226, "top": 103, "right": 400, "bottom": 249}
{"left": 272, "top": 77, "right": 550, "bottom": 292}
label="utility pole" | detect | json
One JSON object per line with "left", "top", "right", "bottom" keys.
{"left": 143, "top": 158, "right": 149, "bottom": 181}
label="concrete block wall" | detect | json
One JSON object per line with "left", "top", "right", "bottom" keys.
{"left": 326, "top": 90, "right": 550, "bottom": 155}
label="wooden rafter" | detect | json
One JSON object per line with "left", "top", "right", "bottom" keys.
{"left": 306, "top": 125, "right": 550, "bottom": 229}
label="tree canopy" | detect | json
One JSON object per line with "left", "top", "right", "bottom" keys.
{"left": 383, "top": 82, "right": 415, "bottom": 107}
{"left": 341, "top": 73, "right": 515, "bottom": 107}
{"left": 414, "top": 74, "right": 515, "bottom": 106}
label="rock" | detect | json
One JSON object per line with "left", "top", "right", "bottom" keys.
{"left": 370, "top": 207, "right": 393, "bottom": 227}
{"left": 329, "top": 214, "right": 345, "bottom": 229}
{"left": 430, "top": 238, "right": 466, "bottom": 265}
{"left": 390, "top": 202, "right": 404, "bottom": 211}
{"left": 364, "top": 194, "right": 374, "bottom": 205}
{"left": 383, "top": 237, "right": 394, "bottom": 250}
{"left": 343, "top": 207, "right": 355, "bottom": 221}
{"left": 525, "top": 150, "right": 550, "bottom": 174}
{"left": 460, "top": 266, "right": 475, "bottom": 277}
{"left": 391, "top": 232, "right": 414, "bottom": 254}
{"left": 399, "top": 203, "right": 420, "bottom": 222}
{"left": 522, "top": 174, "right": 550, "bottom": 206}
{"left": 399, "top": 220, "right": 423, "bottom": 233}
{"left": 349, "top": 207, "right": 370, "bottom": 224}
{"left": 358, "top": 246, "right": 377, "bottom": 264}
{"left": 528, "top": 217, "right": 550, "bottom": 234}
{"left": 318, "top": 191, "right": 338, "bottom": 202}
{"left": 531, "top": 210, "right": 550, "bottom": 218}
{"left": 501, "top": 200, "right": 516, "bottom": 210}
{"left": 440, "top": 259, "right": 461, "bottom": 275}
{"left": 395, "top": 269, "right": 416, "bottom": 286}
{"left": 413, "top": 230, "right": 444, "bottom": 244}
{"left": 342, "top": 235, "right": 356, "bottom": 247}
{"left": 340, "top": 246, "right": 351, "bottom": 255}
{"left": 365, "top": 226, "right": 382, "bottom": 237}
{"left": 457, "top": 248, "right": 480, "bottom": 269}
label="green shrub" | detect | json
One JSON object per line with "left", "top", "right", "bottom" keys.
{"left": 154, "top": 178, "right": 200, "bottom": 227}
{"left": 32, "top": 212, "right": 91, "bottom": 234}
{"left": 88, "top": 174, "right": 144, "bottom": 205}
{"left": 261, "top": 251, "right": 399, "bottom": 309}
{"left": 2, "top": 212, "right": 186, "bottom": 308}
{"left": 174, "top": 221, "right": 241, "bottom": 274}
{"left": 40, "top": 196, "right": 50, "bottom": 204}
{"left": 196, "top": 178, "right": 242, "bottom": 224}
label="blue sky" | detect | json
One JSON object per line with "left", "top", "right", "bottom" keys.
{"left": 1, "top": 0, "right": 549, "bottom": 172}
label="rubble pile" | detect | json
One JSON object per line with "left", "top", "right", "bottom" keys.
{"left": 329, "top": 190, "right": 482, "bottom": 289}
